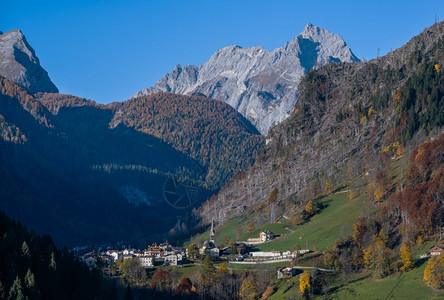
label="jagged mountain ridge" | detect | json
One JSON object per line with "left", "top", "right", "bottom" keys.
{"left": 0, "top": 30, "right": 58, "bottom": 94}
{"left": 196, "top": 21, "right": 444, "bottom": 226}
{"left": 134, "top": 23, "right": 361, "bottom": 134}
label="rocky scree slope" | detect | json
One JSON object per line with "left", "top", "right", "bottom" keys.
{"left": 196, "top": 21, "right": 444, "bottom": 226}
{"left": 0, "top": 30, "right": 58, "bottom": 94}
{"left": 134, "top": 23, "right": 361, "bottom": 134}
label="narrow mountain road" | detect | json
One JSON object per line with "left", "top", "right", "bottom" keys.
{"left": 284, "top": 227, "right": 295, "bottom": 233}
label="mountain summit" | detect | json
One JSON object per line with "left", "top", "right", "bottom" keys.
{"left": 0, "top": 30, "right": 58, "bottom": 94}
{"left": 134, "top": 24, "right": 361, "bottom": 134}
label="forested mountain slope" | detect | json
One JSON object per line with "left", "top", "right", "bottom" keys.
{"left": 0, "top": 211, "right": 114, "bottom": 299}
{"left": 0, "top": 77, "right": 210, "bottom": 246}
{"left": 110, "top": 92, "right": 263, "bottom": 188}
{"left": 0, "top": 74, "right": 263, "bottom": 246}
{"left": 197, "top": 21, "right": 444, "bottom": 228}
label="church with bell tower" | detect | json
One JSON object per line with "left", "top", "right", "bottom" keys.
{"left": 210, "top": 218, "right": 215, "bottom": 244}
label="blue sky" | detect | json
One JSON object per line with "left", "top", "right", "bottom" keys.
{"left": 1, "top": 0, "right": 443, "bottom": 103}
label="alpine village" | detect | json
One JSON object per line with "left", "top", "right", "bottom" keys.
{"left": 1, "top": 7, "right": 444, "bottom": 300}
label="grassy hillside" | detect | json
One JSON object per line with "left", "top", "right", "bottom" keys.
{"left": 191, "top": 189, "right": 366, "bottom": 252}
{"left": 184, "top": 147, "right": 444, "bottom": 298}
{"left": 257, "top": 192, "right": 365, "bottom": 252}
{"left": 329, "top": 264, "right": 444, "bottom": 300}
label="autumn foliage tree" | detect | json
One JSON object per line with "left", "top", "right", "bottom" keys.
{"left": 390, "top": 134, "right": 444, "bottom": 238}
{"left": 175, "top": 278, "right": 197, "bottom": 297}
{"left": 324, "top": 179, "right": 332, "bottom": 195}
{"left": 305, "top": 200, "right": 314, "bottom": 215}
{"left": 424, "top": 254, "right": 444, "bottom": 290}
{"left": 362, "top": 229, "right": 392, "bottom": 278}
{"left": 268, "top": 188, "right": 278, "bottom": 203}
{"left": 352, "top": 217, "right": 368, "bottom": 248}
{"left": 399, "top": 243, "right": 412, "bottom": 272}
{"left": 240, "top": 275, "right": 257, "bottom": 300}
{"left": 246, "top": 221, "right": 255, "bottom": 232}
{"left": 299, "top": 271, "right": 311, "bottom": 295}
{"left": 262, "top": 285, "right": 275, "bottom": 299}
{"left": 348, "top": 190, "right": 356, "bottom": 200}
{"left": 150, "top": 269, "right": 173, "bottom": 291}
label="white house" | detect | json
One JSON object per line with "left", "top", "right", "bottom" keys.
{"left": 430, "top": 245, "right": 444, "bottom": 256}
{"left": 107, "top": 250, "right": 122, "bottom": 261}
{"left": 123, "top": 249, "right": 132, "bottom": 255}
{"left": 139, "top": 256, "right": 154, "bottom": 267}
{"left": 209, "top": 248, "right": 220, "bottom": 258}
{"left": 259, "top": 231, "right": 274, "bottom": 242}
{"left": 123, "top": 254, "right": 134, "bottom": 260}
{"left": 164, "top": 254, "right": 179, "bottom": 266}
{"left": 277, "top": 267, "right": 297, "bottom": 279}
{"left": 250, "top": 251, "right": 282, "bottom": 258}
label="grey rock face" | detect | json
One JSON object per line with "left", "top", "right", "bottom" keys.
{"left": 134, "top": 23, "right": 361, "bottom": 134}
{"left": 0, "top": 30, "right": 58, "bottom": 94}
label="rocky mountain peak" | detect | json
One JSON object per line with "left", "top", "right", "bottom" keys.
{"left": 301, "top": 22, "right": 321, "bottom": 36}
{"left": 134, "top": 24, "right": 361, "bottom": 134}
{"left": 0, "top": 29, "right": 58, "bottom": 94}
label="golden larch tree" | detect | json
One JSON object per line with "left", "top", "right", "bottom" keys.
{"left": 240, "top": 276, "right": 257, "bottom": 300}
{"left": 299, "top": 271, "right": 310, "bottom": 294}
{"left": 424, "top": 254, "right": 444, "bottom": 289}
{"left": 399, "top": 243, "right": 412, "bottom": 272}
{"left": 305, "top": 200, "right": 314, "bottom": 215}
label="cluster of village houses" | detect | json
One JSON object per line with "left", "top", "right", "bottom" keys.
{"left": 78, "top": 220, "right": 295, "bottom": 271}
{"left": 79, "top": 242, "right": 187, "bottom": 269}
{"left": 77, "top": 219, "right": 323, "bottom": 279}
{"left": 79, "top": 223, "right": 444, "bottom": 279}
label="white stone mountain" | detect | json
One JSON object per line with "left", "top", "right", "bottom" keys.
{"left": 0, "top": 30, "right": 58, "bottom": 94}
{"left": 134, "top": 23, "right": 361, "bottom": 134}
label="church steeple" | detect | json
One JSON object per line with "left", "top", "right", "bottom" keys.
{"left": 210, "top": 218, "right": 215, "bottom": 244}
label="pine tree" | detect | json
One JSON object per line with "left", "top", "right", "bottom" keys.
{"left": 49, "top": 252, "right": 57, "bottom": 270}
{"left": 21, "top": 241, "right": 30, "bottom": 257}
{"left": 8, "top": 276, "right": 25, "bottom": 300}
{"left": 202, "top": 255, "right": 215, "bottom": 275}
{"left": 24, "top": 269, "right": 35, "bottom": 289}
{"left": 0, "top": 281, "right": 6, "bottom": 299}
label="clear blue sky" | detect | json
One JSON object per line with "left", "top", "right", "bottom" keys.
{"left": 1, "top": 0, "right": 443, "bottom": 103}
